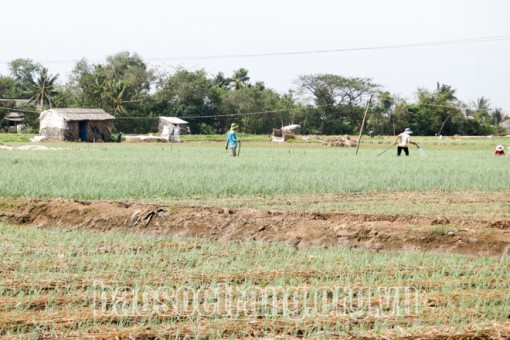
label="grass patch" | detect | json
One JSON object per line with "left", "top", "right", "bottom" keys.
{"left": 0, "top": 133, "right": 35, "bottom": 143}
{"left": 428, "top": 225, "right": 458, "bottom": 235}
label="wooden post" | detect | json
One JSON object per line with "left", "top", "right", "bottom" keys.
{"left": 355, "top": 95, "right": 373, "bottom": 155}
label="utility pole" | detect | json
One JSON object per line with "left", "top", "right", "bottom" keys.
{"left": 355, "top": 95, "right": 373, "bottom": 155}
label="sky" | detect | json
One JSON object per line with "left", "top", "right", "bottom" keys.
{"left": 2, "top": 0, "right": 510, "bottom": 113}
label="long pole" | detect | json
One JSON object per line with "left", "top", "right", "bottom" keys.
{"left": 376, "top": 143, "right": 395, "bottom": 156}
{"left": 355, "top": 95, "right": 373, "bottom": 155}
{"left": 437, "top": 111, "right": 452, "bottom": 136}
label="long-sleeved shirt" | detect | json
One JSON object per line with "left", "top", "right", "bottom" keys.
{"left": 226, "top": 129, "right": 238, "bottom": 148}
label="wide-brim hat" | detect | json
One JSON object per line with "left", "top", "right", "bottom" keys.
{"left": 496, "top": 145, "right": 504, "bottom": 151}
{"left": 230, "top": 123, "right": 239, "bottom": 129}
{"left": 404, "top": 128, "right": 413, "bottom": 134}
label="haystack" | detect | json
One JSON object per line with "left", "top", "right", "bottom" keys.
{"left": 323, "top": 135, "right": 358, "bottom": 147}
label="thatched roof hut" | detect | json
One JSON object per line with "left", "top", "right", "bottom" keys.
{"left": 39, "top": 108, "right": 115, "bottom": 142}
{"left": 4, "top": 112, "right": 25, "bottom": 133}
{"left": 4, "top": 112, "right": 24, "bottom": 123}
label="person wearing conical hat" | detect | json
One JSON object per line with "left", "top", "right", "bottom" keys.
{"left": 225, "top": 123, "right": 239, "bottom": 157}
{"left": 494, "top": 145, "right": 505, "bottom": 156}
{"left": 394, "top": 128, "right": 418, "bottom": 156}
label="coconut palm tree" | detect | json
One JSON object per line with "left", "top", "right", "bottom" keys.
{"left": 87, "top": 65, "right": 108, "bottom": 107}
{"left": 107, "top": 80, "right": 141, "bottom": 115}
{"left": 29, "top": 68, "right": 59, "bottom": 110}
{"left": 435, "top": 83, "right": 457, "bottom": 102}
{"left": 434, "top": 83, "right": 459, "bottom": 135}
{"left": 228, "top": 68, "right": 250, "bottom": 90}
{"left": 473, "top": 96, "right": 491, "bottom": 123}
{"left": 108, "top": 80, "right": 129, "bottom": 115}
{"left": 212, "top": 72, "right": 229, "bottom": 89}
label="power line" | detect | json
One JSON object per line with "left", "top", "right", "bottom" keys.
{"left": 102, "top": 103, "right": 487, "bottom": 120}
{"left": 1, "top": 34, "right": 509, "bottom": 65}
{"left": 0, "top": 100, "right": 504, "bottom": 119}
{"left": 145, "top": 35, "right": 510, "bottom": 62}
{"left": 8, "top": 102, "right": 510, "bottom": 122}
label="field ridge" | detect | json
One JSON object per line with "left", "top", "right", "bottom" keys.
{"left": 1, "top": 197, "right": 509, "bottom": 257}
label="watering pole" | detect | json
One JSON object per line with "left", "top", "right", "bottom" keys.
{"left": 376, "top": 143, "right": 395, "bottom": 156}
{"left": 355, "top": 95, "right": 373, "bottom": 155}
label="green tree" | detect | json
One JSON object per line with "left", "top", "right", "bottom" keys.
{"left": 8, "top": 59, "right": 42, "bottom": 98}
{"left": 491, "top": 107, "right": 504, "bottom": 125}
{"left": 0, "top": 76, "right": 16, "bottom": 98}
{"left": 71, "top": 64, "right": 110, "bottom": 108}
{"left": 414, "top": 83, "right": 461, "bottom": 135}
{"left": 473, "top": 97, "right": 491, "bottom": 123}
{"left": 107, "top": 80, "right": 130, "bottom": 115}
{"left": 228, "top": 68, "right": 250, "bottom": 90}
{"left": 67, "top": 58, "right": 93, "bottom": 106}
{"left": 274, "top": 91, "right": 300, "bottom": 127}
{"left": 212, "top": 72, "right": 229, "bottom": 89}
{"left": 459, "top": 118, "right": 493, "bottom": 135}
{"left": 51, "top": 83, "right": 77, "bottom": 108}
{"left": 104, "top": 51, "right": 154, "bottom": 93}
{"left": 368, "top": 91, "right": 395, "bottom": 135}
{"left": 155, "top": 68, "right": 219, "bottom": 133}
{"left": 221, "top": 86, "right": 282, "bottom": 134}
{"left": 67, "top": 53, "right": 155, "bottom": 132}
{"left": 296, "top": 74, "right": 379, "bottom": 134}
{"left": 103, "top": 52, "right": 154, "bottom": 131}
{"left": 28, "top": 68, "right": 59, "bottom": 110}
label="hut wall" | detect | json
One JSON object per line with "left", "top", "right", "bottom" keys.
{"left": 64, "top": 121, "right": 79, "bottom": 141}
{"left": 64, "top": 120, "right": 113, "bottom": 142}
{"left": 40, "top": 127, "right": 67, "bottom": 141}
{"left": 40, "top": 110, "right": 68, "bottom": 140}
{"left": 88, "top": 120, "right": 113, "bottom": 142}
{"left": 158, "top": 120, "right": 179, "bottom": 134}
{"left": 158, "top": 119, "right": 167, "bottom": 134}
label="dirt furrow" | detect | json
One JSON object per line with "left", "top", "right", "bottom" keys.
{"left": 0, "top": 198, "right": 509, "bottom": 257}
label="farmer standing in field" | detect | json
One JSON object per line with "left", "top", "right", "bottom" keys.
{"left": 225, "top": 123, "right": 239, "bottom": 157}
{"left": 394, "top": 128, "right": 418, "bottom": 156}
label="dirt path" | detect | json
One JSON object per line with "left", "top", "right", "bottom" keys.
{"left": 1, "top": 197, "right": 509, "bottom": 257}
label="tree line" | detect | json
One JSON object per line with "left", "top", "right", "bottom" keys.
{"left": 0, "top": 51, "right": 507, "bottom": 136}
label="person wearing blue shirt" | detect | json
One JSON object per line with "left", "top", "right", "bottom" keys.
{"left": 225, "top": 123, "right": 239, "bottom": 156}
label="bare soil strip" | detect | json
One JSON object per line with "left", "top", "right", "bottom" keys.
{"left": 1, "top": 197, "right": 509, "bottom": 257}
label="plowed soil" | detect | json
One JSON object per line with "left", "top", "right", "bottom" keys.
{"left": 1, "top": 197, "right": 509, "bottom": 257}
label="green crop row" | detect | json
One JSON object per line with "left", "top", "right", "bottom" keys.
{"left": 0, "top": 142, "right": 508, "bottom": 201}
{"left": 1, "top": 224, "right": 509, "bottom": 338}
